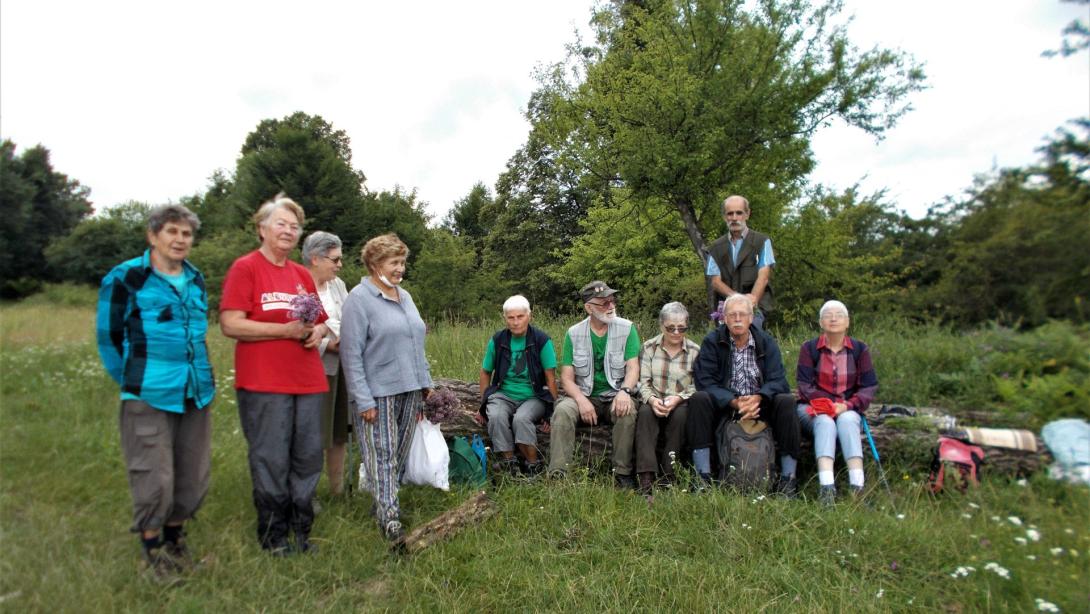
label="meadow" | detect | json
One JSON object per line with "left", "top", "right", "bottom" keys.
{"left": 1, "top": 286, "right": 1087, "bottom": 612}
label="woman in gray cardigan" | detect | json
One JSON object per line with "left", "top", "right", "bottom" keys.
{"left": 340, "top": 233, "right": 432, "bottom": 544}
{"left": 303, "top": 231, "right": 351, "bottom": 495}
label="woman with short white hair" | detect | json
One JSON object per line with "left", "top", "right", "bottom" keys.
{"left": 795, "top": 300, "right": 878, "bottom": 505}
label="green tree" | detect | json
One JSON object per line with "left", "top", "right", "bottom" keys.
{"left": 408, "top": 228, "right": 503, "bottom": 321}
{"left": 443, "top": 182, "right": 492, "bottom": 246}
{"left": 231, "top": 112, "right": 368, "bottom": 246}
{"left": 0, "top": 140, "right": 93, "bottom": 296}
{"left": 44, "top": 202, "right": 151, "bottom": 286}
{"left": 340, "top": 188, "right": 430, "bottom": 269}
{"left": 532, "top": 0, "right": 925, "bottom": 303}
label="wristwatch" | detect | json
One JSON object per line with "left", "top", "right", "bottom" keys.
{"left": 619, "top": 386, "right": 636, "bottom": 396}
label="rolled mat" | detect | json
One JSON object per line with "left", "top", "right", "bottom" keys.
{"left": 957, "top": 427, "right": 1038, "bottom": 452}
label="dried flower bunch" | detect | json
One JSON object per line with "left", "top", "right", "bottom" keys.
{"left": 424, "top": 387, "right": 460, "bottom": 423}
{"left": 290, "top": 285, "right": 324, "bottom": 324}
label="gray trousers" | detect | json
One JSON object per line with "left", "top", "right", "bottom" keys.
{"left": 548, "top": 395, "right": 635, "bottom": 475}
{"left": 485, "top": 393, "right": 547, "bottom": 453}
{"left": 119, "top": 399, "right": 211, "bottom": 533}
{"left": 237, "top": 390, "right": 323, "bottom": 548}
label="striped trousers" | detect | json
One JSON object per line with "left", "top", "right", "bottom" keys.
{"left": 352, "top": 390, "right": 422, "bottom": 528}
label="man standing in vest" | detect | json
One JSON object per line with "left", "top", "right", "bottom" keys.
{"left": 706, "top": 195, "right": 776, "bottom": 329}
{"left": 548, "top": 281, "right": 641, "bottom": 488}
{"left": 479, "top": 295, "right": 559, "bottom": 478}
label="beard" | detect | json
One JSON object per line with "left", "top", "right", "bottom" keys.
{"left": 592, "top": 310, "right": 616, "bottom": 325}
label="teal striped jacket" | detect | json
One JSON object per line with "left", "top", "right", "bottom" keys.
{"left": 96, "top": 250, "right": 215, "bottom": 413}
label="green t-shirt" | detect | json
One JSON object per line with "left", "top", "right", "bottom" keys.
{"left": 561, "top": 324, "right": 641, "bottom": 397}
{"left": 481, "top": 334, "right": 558, "bottom": 402}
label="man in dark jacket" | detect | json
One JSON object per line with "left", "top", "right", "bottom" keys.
{"left": 479, "top": 295, "right": 558, "bottom": 477}
{"left": 705, "top": 195, "right": 776, "bottom": 328}
{"left": 686, "top": 294, "right": 801, "bottom": 496}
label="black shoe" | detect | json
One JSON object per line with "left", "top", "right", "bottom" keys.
{"left": 142, "top": 546, "right": 183, "bottom": 584}
{"left": 818, "top": 485, "right": 836, "bottom": 506}
{"left": 293, "top": 533, "right": 318, "bottom": 555}
{"left": 522, "top": 460, "right": 545, "bottom": 479}
{"left": 615, "top": 473, "right": 637, "bottom": 490}
{"left": 774, "top": 476, "right": 799, "bottom": 500}
{"left": 163, "top": 539, "right": 195, "bottom": 571}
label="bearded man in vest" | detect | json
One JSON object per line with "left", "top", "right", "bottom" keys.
{"left": 705, "top": 195, "right": 776, "bottom": 329}
{"left": 547, "top": 281, "right": 641, "bottom": 489}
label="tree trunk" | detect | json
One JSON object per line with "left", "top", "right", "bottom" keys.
{"left": 400, "top": 491, "right": 497, "bottom": 554}
{"left": 672, "top": 197, "right": 717, "bottom": 313}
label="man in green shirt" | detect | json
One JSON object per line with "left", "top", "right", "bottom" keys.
{"left": 548, "top": 281, "right": 641, "bottom": 488}
{"left": 479, "top": 295, "right": 559, "bottom": 477}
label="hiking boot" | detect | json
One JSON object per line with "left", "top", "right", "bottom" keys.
{"left": 819, "top": 485, "right": 837, "bottom": 507}
{"left": 142, "top": 546, "right": 182, "bottom": 584}
{"left": 522, "top": 460, "right": 545, "bottom": 479}
{"left": 614, "top": 473, "right": 637, "bottom": 490}
{"left": 850, "top": 485, "right": 865, "bottom": 500}
{"left": 265, "top": 538, "right": 293, "bottom": 557}
{"left": 491, "top": 458, "right": 519, "bottom": 484}
{"left": 163, "top": 539, "right": 195, "bottom": 571}
{"left": 293, "top": 533, "right": 318, "bottom": 555}
{"left": 774, "top": 476, "right": 799, "bottom": 500}
{"left": 637, "top": 472, "right": 655, "bottom": 497}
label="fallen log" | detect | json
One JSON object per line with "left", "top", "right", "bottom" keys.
{"left": 431, "top": 378, "right": 1052, "bottom": 477}
{"left": 401, "top": 490, "right": 497, "bottom": 554}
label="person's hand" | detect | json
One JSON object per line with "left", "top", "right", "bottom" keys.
{"left": 326, "top": 336, "right": 340, "bottom": 353}
{"left": 649, "top": 397, "right": 669, "bottom": 417}
{"left": 577, "top": 397, "right": 597, "bottom": 426}
{"left": 302, "top": 323, "right": 326, "bottom": 349}
{"left": 613, "top": 390, "right": 633, "bottom": 417}
{"left": 284, "top": 320, "right": 314, "bottom": 341}
{"left": 473, "top": 412, "right": 485, "bottom": 426}
{"left": 422, "top": 388, "right": 432, "bottom": 401}
{"left": 360, "top": 407, "right": 377, "bottom": 423}
{"left": 737, "top": 394, "right": 761, "bottom": 420}
{"left": 539, "top": 420, "right": 551, "bottom": 434}
{"left": 416, "top": 410, "right": 424, "bottom": 422}
{"left": 834, "top": 402, "right": 849, "bottom": 416}
{"left": 664, "top": 395, "right": 682, "bottom": 411}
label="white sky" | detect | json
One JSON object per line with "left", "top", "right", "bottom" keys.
{"left": 2, "top": 1, "right": 1087, "bottom": 221}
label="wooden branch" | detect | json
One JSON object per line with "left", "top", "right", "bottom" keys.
{"left": 401, "top": 491, "right": 497, "bottom": 554}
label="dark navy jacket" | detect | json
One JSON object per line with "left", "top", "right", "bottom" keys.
{"left": 693, "top": 323, "right": 789, "bottom": 411}
{"left": 480, "top": 325, "right": 555, "bottom": 418}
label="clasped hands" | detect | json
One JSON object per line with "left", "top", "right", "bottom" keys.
{"left": 649, "top": 395, "right": 682, "bottom": 417}
{"left": 730, "top": 394, "right": 763, "bottom": 420}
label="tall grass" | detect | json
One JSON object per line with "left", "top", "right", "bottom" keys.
{"left": 2, "top": 300, "right": 1087, "bottom": 611}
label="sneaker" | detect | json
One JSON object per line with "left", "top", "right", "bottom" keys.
{"left": 818, "top": 485, "right": 837, "bottom": 506}
{"left": 614, "top": 473, "right": 637, "bottom": 490}
{"left": 774, "top": 476, "right": 799, "bottom": 500}
{"left": 850, "top": 485, "right": 865, "bottom": 498}
{"left": 522, "top": 460, "right": 545, "bottom": 479}
{"left": 142, "top": 546, "right": 182, "bottom": 584}
{"left": 383, "top": 520, "right": 405, "bottom": 545}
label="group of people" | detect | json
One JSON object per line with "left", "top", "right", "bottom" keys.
{"left": 96, "top": 192, "right": 877, "bottom": 583}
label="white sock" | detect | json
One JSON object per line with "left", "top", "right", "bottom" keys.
{"left": 849, "top": 469, "right": 865, "bottom": 488}
{"left": 818, "top": 470, "right": 835, "bottom": 486}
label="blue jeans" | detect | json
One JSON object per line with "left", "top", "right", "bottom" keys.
{"left": 796, "top": 405, "right": 863, "bottom": 462}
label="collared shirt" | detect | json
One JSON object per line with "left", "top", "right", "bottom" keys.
{"left": 637, "top": 333, "right": 702, "bottom": 402}
{"left": 704, "top": 228, "right": 776, "bottom": 276}
{"left": 796, "top": 334, "right": 878, "bottom": 413}
{"left": 96, "top": 250, "right": 215, "bottom": 413}
{"left": 728, "top": 333, "right": 761, "bottom": 396}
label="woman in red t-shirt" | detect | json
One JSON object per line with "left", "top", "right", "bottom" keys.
{"left": 220, "top": 193, "right": 329, "bottom": 556}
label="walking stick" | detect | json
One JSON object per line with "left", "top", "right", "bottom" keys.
{"left": 861, "top": 416, "right": 897, "bottom": 512}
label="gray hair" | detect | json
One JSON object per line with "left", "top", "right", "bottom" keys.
{"left": 253, "top": 192, "right": 305, "bottom": 238}
{"left": 147, "top": 204, "right": 200, "bottom": 234}
{"left": 502, "top": 294, "right": 531, "bottom": 314}
{"left": 819, "top": 300, "right": 850, "bottom": 321}
{"left": 721, "top": 194, "right": 750, "bottom": 215}
{"left": 302, "top": 231, "right": 342, "bottom": 263}
{"left": 658, "top": 301, "right": 689, "bottom": 325}
{"left": 723, "top": 293, "right": 754, "bottom": 316}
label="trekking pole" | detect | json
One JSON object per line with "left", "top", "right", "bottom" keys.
{"left": 861, "top": 416, "right": 897, "bottom": 512}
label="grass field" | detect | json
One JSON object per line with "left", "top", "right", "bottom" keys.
{"left": 1, "top": 291, "right": 1087, "bottom": 612}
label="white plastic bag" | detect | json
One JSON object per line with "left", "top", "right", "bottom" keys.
{"left": 402, "top": 418, "right": 450, "bottom": 490}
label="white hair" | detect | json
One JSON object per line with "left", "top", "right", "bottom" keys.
{"left": 658, "top": 301, "right": 689, "bottom": 325}
{"left": 723, "top": 293, "right": 753, "bottom": 315}
{"left": 502, "top": 294, "right": 531, "bottom": 314}
{"left": 819, "top": 300, "right": 850, "bottom": 321}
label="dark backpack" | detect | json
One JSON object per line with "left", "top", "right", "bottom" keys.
{"left": 448, "top": 434, "right": 488, "bottom": 488}
{"left": 928, "top": 436, "right": 985, "bottom": 493}
{"left": 716, "top": 419, "right": 776, "bottom": 492}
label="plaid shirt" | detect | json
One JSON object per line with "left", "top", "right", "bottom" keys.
{"left": 729, "top": 334, "right": 761, "bottom": 396}
{"left": 637, "top": 333, "right": 702, "bottom": 402}
{"left": 796, "top": 335, "right": 878, "bottom": 413}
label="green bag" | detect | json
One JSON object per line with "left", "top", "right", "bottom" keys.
{"left": 448, "top": 435, "right": 487, "bottom": 488}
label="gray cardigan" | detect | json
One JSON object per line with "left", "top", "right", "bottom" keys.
{"left": 340, "top": 277, "right": 432, "bottom": 411}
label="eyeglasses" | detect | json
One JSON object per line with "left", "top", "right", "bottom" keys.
{"left": 725, "top": 311, "right": 751, "bottom": 320}
{"left": 663, "top": 325, "right": 688, "bottom": 333}
{"left": 587, "top": 297, "right": 616, "bottom": 308}
{"left": 324, "top": 256, "right": 343, "bottom": 264}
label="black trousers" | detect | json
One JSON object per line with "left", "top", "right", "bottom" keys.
{"left": 686, "top": 390, "right": 800, "bottom": 459}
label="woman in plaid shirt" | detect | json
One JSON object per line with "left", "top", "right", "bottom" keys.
{"left": 795, "top": 300, "right": 878, "bottom": 505}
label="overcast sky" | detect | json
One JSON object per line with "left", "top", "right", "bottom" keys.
{"left": 2, "top": 1, "right": 1087, "bottom": 221}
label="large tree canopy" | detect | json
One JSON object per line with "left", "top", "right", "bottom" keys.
{"left": 532, "top": 0, "right": 925, "bottom": 294}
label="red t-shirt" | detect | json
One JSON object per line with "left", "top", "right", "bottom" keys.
{"left": 220, "top": 250, "right": 329, "bottom": 394}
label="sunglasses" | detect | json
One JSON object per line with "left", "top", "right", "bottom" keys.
{"left": 663, "top": 325, "right": 688, "bottom": 333}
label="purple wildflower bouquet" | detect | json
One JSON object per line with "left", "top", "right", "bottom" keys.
{"left": 710, "top": 299, "right": 726, "bottom": 324}
{"left": 290, "top": 285, "right": 324, "bottom": 324}
{"left": 424, "top": 387, "right": 460, "bottom": 424}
